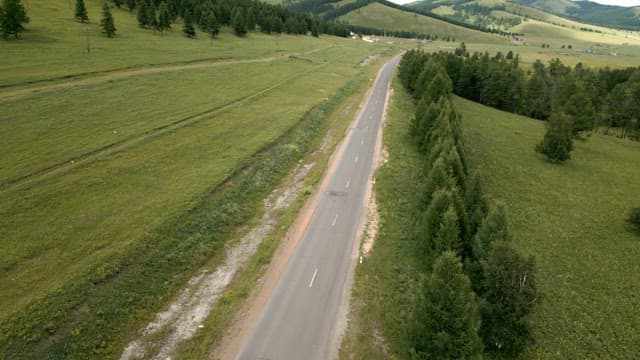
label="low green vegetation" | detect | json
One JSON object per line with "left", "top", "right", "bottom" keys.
{"left": 0, "top": 0, "right": 396, "bottom": 357}
{"left": 456, "top": 95, "right": 640, "bottom": 358}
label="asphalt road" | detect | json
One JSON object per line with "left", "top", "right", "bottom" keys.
{"left": 237, "top": 55, "right": 402, "bottom": 360}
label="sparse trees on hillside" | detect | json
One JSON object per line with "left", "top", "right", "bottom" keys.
{"left": 75, "top": 0, "right": 89, "bottom": 23}
{"left": 100, "top": 2, "right": 116, "bottom": 37}
{"left": 536, "top": 113, "right": 574, "bottom": 163}
{"left": 0, "top": 0, "right": 30, "bottom": 40}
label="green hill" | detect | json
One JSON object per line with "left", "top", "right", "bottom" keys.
{"left": 339, "top": 2, "right": 505, "bottom": 43}
{"left": 408, "top": 0, "right": 640, "bottom": 30}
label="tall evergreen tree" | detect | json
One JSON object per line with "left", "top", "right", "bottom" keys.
{"left": 204, "top": 11, "right": 219, "bottom": 39}
{"left": 434, "top": 206, "right": 462, "bottom": 254}
{"left": 100, "top": 2, "right": 116, "bottom": 37}
{"left": 0, "top": 0, "right": 29, "bottom": 40}
{"left": 473, "top": 202, "right": 509, "bottom": 260}
{"left": 136, "top": 0, "right": 148, "bottom": 27}
{"left": 146, "top": 4, "right": 157, "bottom": 31}
{"left": 232, "top": 8, "right": 247, "bottom": 36}
{"left": 479, "top": 242, "right": 538, "bottom": 355}
{"left": 157, "top": 1, "right": 170, "bottom": 32}
{"left": 75, "top": 0, "right": 89, "bottom": 23}
{"left": 412, "top": 251, "right": 483, "bottom": 359}
{"left": 126, "top": 0, "right": 135, "bottom": 12}
{"left": 182, "top": 10, "right": 195, "bottom": 38}
{"left": 112, "top": 0, "right": 123, "bottom": 8}
{"left": 535, "top": 113, "right": 574, "bottom": 163}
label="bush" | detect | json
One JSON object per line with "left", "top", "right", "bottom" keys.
{"left": 627, "top": 207, "right": 640, "bottom": 234}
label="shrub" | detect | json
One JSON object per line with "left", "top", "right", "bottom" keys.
{"left": 627, "top": 207, "right": 640, "bottom": 234}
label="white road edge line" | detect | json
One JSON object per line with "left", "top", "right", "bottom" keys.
{"left": 345, "top": 180, "right": 350, "bottom": 189}
{"left": 332, "top": 214, "right": 338, "bottom": 227}
{"left": 309, "top": 268, "right": 318, "bottom": 288}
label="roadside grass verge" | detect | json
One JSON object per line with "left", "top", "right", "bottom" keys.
{"left": 455, "top": 96, "right": 640, "bottom": 359}
{"left": 339, "top": 77, "right": 424, "bottom": 359}
{"left": 174, "top": 53, "right": 397, "bottom": 358}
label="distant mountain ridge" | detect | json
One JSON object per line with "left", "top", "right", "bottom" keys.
{"left": 408, "top": 0, "right": 640, "bottom": 29}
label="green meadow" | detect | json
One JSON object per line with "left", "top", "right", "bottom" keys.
{"left": 0, "top": 0, "right": 398, "bottom": 356}
{"left": 456, "top": 96, "right": 640, "bottom": 358}
{"left": 341, "top": 76, "right": 640, "bottom": 360}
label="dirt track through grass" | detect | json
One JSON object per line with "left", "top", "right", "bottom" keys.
{"left": 0, "top": 53, "right": 334, "bottom": 190}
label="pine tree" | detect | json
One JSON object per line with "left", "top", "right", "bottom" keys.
{"left": 563, "top": 91, "right": 596, "bottom": 136}
{"left": 146, "top": 4, "right": 157, "bottom": 31}
{"left": 412, "top": 251, "right": 483, "bottom": 359}
{"left": 100, "top": 2, "right": 116, "bottom": 37}
{"left": 136, "top": 0, "right": 147, "bottom": 27}
{"left": 535, "top": 113, "right": 574, "bottom": 163}
{"left": 75, "top": 0, "right": 89, "bottom": 23}
{"left": 232, "top": 8, "right": 247, "bottom": 36}
{"left": 157, "top": 1, "right": 170, "bottom": 32}
{"left": 126, "top": 0, "right": 135, "bottom": 12}
{"left": 465, "top": 174, "right": 488, "bottom": 238}
{"left": 204, "top": 11, "right": 219, "bottom": 39}
{"left": 182, "top": 10, "right": 195, "bottom": 38}
{"left": 479, "top": 242, "right": 538, "bottom": 355}
{"left": 473, "top": 202, "right": 509, "bottom": 260}
{"left": 0, "top": 0, "right": 30, "bottom": 40}
{"left": 434, "top": 206, "right": 462, "bottom": 254}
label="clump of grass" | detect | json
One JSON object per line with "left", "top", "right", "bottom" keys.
{"left": 627, "top": 207, "right": 640, "bottom": 234}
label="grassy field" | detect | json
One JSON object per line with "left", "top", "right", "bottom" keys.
{"left": 340, "top": 78, "right": 640, "bottom": 359}
{"left": 0, "top": 0, "right": 329, "bottom": 85}
{"left": 0, "top": 0, "right": 400, "bottom": 356}
{"left": 456, "top": 96, "right": 640, "bottom": 358}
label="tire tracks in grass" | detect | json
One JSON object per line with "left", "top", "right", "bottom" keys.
{"left": 0, "top": 52, "right": 337, "bottom": 193}
{"left": 0, "top": 46, "right": 332, "bottom": 104}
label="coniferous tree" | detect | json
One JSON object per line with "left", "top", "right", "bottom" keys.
{"left": 423, "top": 70, "right": 453, "bottom": 105}
{"left": 246, "top": 7, "right": 256, "bottom": 31}
{"left": 232, "top": 8, "right": 247, "bottom": 36}
{"left": 182, "top": 10, "right": 195, "bottom": 38}
{"left": 434, "top": 206, "right": 462, "bottom": 254}
{"left": 157, "top": 1, "right": 170, "bottom": 32}
{"left": 112, "top": 0, "right": 123, "bottom": 8}
{"left": 563, "top": 89, "right": 596, "bottom": 136}
{"left": 146, "top": 4, "right": 157, "bottom": 31}
{"left": 535, "top": 112, "right": 574, "bottom": 163}
{"left": 136, "top": 0, "right": 148, "bottom": 27}
{"left": 473, "top": 202, "right": 509, "bottom": 260}
{"left": 479, "top": 242, "right": 538, "bottom": 355}
{"left": 205, "top": 11, "right": 219, "bottom": 39}
{"left": 126, "top": 0, "right": 135, "bottom": 12}
{"left": 100, "top": 2, "right": 116, "bottom": 37}
{"left": 412, "top": 251, "right": 483, "bottom": 359}
{"left": 0, "top": 0, "right": 30, "bottom": 40}
{"left": 75, "top": 0, "right": 89, "bottom": 23}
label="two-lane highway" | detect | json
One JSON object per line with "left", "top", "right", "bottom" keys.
{"left": 238, "top": 54, "right": 402, "bottom": 360}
